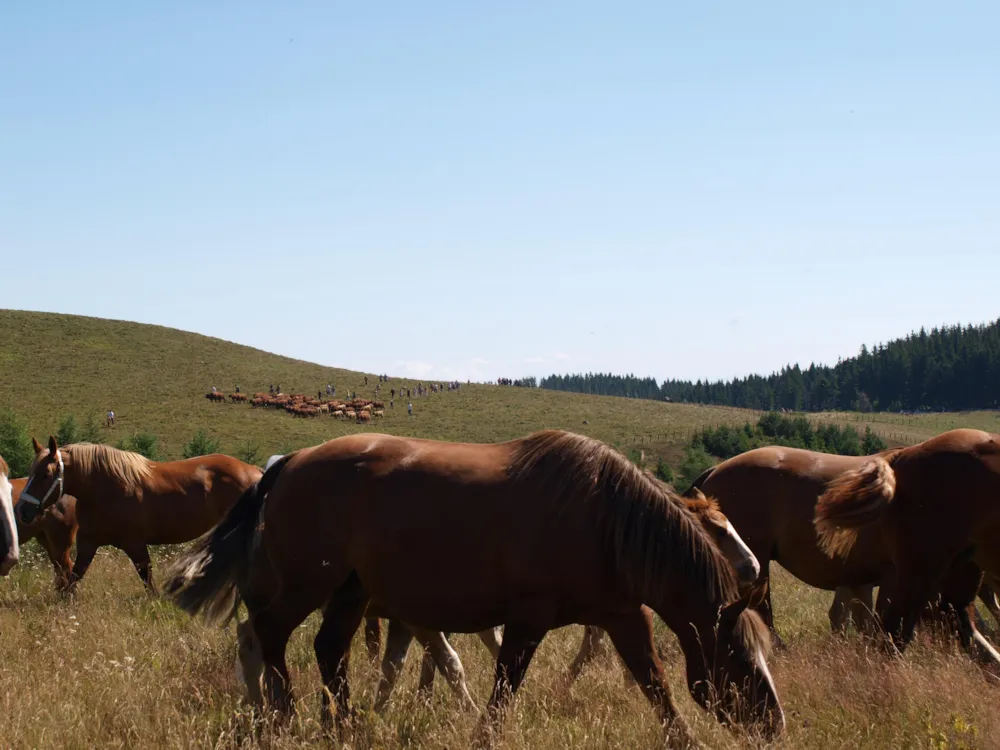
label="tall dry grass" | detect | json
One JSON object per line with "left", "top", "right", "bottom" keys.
{"left": 1, "top": 543, "right": 996, "bottom": 749}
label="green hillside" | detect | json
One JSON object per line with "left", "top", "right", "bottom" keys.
{"left": 3, "top": 309, "right": 997, "bottom": 467}
{"left": 0, "top": 309, "right": 762, "bottom": 462}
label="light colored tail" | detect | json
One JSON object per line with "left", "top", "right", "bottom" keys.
{"left": 814, "top": 456, "right": 898, "bottom": 558}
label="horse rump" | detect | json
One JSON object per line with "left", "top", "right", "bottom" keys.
{"left": 164, "top": 453, "right": 295, "bottom": 624}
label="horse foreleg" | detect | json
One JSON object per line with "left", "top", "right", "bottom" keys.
{"left": 568, "top": 625, "right": 610, "bottom": 682}
{"left": 829, "top": 585, "right": 877, "bottom": 636}
{"left": 602, "top": 609, "right": 701, "bottom": 750}
{"left": 753, "top": 565, "right": 787, "bottom": 650}
{"left": 67, "top": 535, "right": 99, "bottom": 594}
{"left": 315, "top": 580, "right": 369, "bottom": 733}
{"left": 978, "top": 576, "right": 1000, "bottom": 635}
{"left": 473, "top": 622, "right": 548, "bottom": 750}
{"left": 122, "top": 543, "right": 157, "bottom": 594}
{"left": 374, "top": 619, "right": 416, "bottom": 712}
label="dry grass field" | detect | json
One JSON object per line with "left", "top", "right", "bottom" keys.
{"left": 2, "top": 309, "right": 1000, "bottom": 748}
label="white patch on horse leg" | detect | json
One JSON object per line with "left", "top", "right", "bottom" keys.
{"left": 972, "top": 628, "right": 1000, "bottom": 667}
{"left": 427, "top": 633, "right": 478, "bottom": 713}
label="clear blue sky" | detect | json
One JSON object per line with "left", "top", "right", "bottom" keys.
{"left": 3, "top": 2, "right": 998, "bottom": 383}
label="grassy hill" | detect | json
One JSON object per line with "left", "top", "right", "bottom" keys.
{"left": 4, "top": 309, "right": 1000, "bottom": 749}
{"left": 4, "top": 310, "right": 997, "bottom": 465}
{"left": 0, "top": 309, "right": 771, "bottom": 463}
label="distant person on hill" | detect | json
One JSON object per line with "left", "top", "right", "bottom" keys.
{"left": 269, "top": 384, "right": 274, "bottom": 394}
{"left": 391, "top": 388, "right": 395, "bottom": 399}
{"left": 364, "top": 376, "right": 369, "bottom": 386}
{"left": 390, "top": 399, "right": 394, "bottom": 409}
{"left": 211, "top": 386, "right": 217, "bottom": 393}
{"left": 106, "top": 410, "right": 115, "bottom": 427}
{"left": 235, "top": 385, "right": 240, "bottom": 394}
{"left": 408, "top": 402, "right": 413, "bottom": 416}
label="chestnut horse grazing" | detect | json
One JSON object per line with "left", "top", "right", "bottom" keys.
{"left": 11, "top": 477, "right": 78, "bottom": 589}
{"left": 17, "top": 437, "right": 262, "bottom": 593}
{"left": 815, "top": 428, "right": 1000, "bottom": 661}
{"left": 0, "top": 455, "right": 18, "bottom": 576}
{"left": 167, "top": 431, "right": 783, "bottom": 748}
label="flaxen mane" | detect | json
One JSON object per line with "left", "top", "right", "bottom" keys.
{"left": 66, "top": 443, "right": 154, "bottom": 494}
{"left": 0, "top": 456, "right": 8, "bottom": 477}
{"left": 507, "top": 430, "right": 739, "bottom": 608}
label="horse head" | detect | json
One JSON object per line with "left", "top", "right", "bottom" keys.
{"left": 17, "top": 435, "right": 65, "bottom": 525}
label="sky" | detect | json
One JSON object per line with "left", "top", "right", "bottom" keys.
{"left": 2, "top": 2, "right": 998, "bottom": 383}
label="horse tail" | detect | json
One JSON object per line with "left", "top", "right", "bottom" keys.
{"left": 164, "top": 452, "right": 296, "bottom": 626}
{"left": 682, "top": 465, "right": 717, "bottom": 497}
{"left": 814, "top": 454, "right": 899, "bottom": 559}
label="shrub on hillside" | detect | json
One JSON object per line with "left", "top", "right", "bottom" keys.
{"left": 0, "top": 408, "right": 34, "bottom": 477}
{"left": 56, "top": 415, "right": 79, "bottom": 446}
{"left": 679, "top": 444, "right": 715, "bottom": 490}
{"left": 235, "top": 440, "right": 261, "bottom": 466}
{"left": 116, "top": 432, "right": 162, "bottom": 461}
{"left": 183, "top": 430, "right": 221, "bottom": 459}
{"left": 694, "top": 413, "right": 887, "bottom": 461}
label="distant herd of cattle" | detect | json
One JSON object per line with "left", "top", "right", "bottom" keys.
{"left": 206, "top": 391, "right": 385, "bottom": 422}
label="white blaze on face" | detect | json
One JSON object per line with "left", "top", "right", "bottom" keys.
{"left": 0, "top": 473, "right": 19, "bottom": 574}
{"left": 725, "top": 519, "right": 760, "bottom": 582}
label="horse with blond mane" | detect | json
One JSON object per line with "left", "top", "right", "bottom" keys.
{"left": 0, "top": 455, "right": 18, "bottom": 577}
{"left": 17, "top": 437, "right": 262, "bottom": 593}
{"left": 167, "top": 430, "right": 783, "bottom": 747}
{"left": 815, "top": 428, "right": 1000, "bottom": 661}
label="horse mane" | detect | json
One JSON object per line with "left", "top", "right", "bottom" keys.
{"left": 814, "top": 450, "right": 903, "bottom": 558}
{"left": 506, "top": 430, "right": 740, "bottom": 610}
{"left": 66, "top": 443, "right": 154, "bottom": 494}
{"left": 0, "top": 455, "right": 8, "bottom": 477}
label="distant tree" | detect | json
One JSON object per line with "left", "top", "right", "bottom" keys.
{"left": 183, "top": 430, "right": 221, "bottom": 459}
{"left": 546, "top": 319, "right": 1000, "bottom": 413}
{"left": 0, "top": 408, "right": 34, "bottom": 477}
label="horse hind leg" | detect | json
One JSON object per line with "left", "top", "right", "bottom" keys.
{"left": 478, "top": 626, "right": 503, "bottom": 659}
{"left": 314, "top": 573, "right": 369, "bottom": 733}
{"left": 412, "top": 629, "right": 478, "bottom": 712}
{"left": 374, "top": 619, "right": 416, "bottom": 712}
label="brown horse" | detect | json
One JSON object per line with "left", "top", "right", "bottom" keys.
{"left": 0, "top": 455, "right": 17, "bottom": 576}
{"left": 815, "top": 428, "right": 1000, "bottom": 660}
{"left": 400, "top": 484, "right": 762, "bottom": 697}
{"left": 11, "top": 477, "right": 78, "bottom": 589}
{"left": 17, "top": 437, "right": 262, "bottom": 593}
{"left": 166, "top": 431, "right": 783, "bottom": 747}
{"left": 570, "top": 443, "right": 1000, "bottom": 672}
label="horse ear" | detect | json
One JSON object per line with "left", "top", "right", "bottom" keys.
{"left": 32, "top": 437, "right": 44, "bottom": 455}
{"left": 48, "top": 435, "right": 59, "bottom": 454}
{"left": 690, "top": 487, "right": 707, "bottom": 502}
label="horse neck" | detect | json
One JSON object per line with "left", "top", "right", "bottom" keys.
{"left": 652, "top": 577, "right": 729, "bottom": 650}
{"left": 63, "top": 457, "right": 119, "bottom": 503}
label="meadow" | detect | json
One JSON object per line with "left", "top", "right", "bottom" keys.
{"left": 2, "top": 309, "right": 999, "bottom": 748}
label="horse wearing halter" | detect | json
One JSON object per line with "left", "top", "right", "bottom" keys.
{"left": 20, "top": 449, "right": 65, "bottom": 512}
